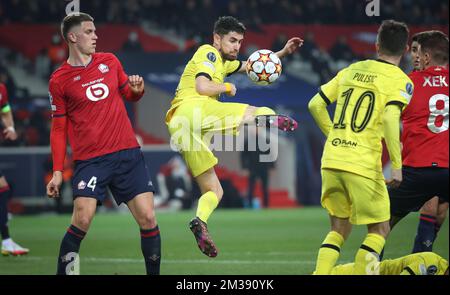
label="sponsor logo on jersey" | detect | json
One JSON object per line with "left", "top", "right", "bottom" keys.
{"left": 86, "top": 83, "right": 110, "bottom": 101}
{"left": 73, "top": 75, "right": 81, "bottom": 81}
{"left": 98, "top": 63, "right": 109, "bottom": 74}
{"left": 82, "top": 77, "right": 104, "bottom": 88}
{"left": 78, "top": 180, "right": 86, "bottom": 190}
{"left": 331, "top": 138, "right": 358, "bottom": 147}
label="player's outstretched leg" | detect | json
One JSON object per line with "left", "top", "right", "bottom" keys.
{"left": 255, "top": 114, "right": 298, "bottom": 132}
{"left": 242, "top": 106, "right": 298, "bottom": 132}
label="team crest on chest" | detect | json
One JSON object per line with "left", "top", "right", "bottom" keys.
{"left": 98, "top": 63, "right": 109, "bottom": 74}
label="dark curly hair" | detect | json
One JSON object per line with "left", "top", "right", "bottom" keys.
{"left": 213, "top": 16, "right": 246, "bottom": 36}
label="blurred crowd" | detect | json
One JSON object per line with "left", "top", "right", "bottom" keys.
{"left": 0, "top": 0, "right": 447, "bottom": 147}
{"left": 0, "top": 0, "right": 448, "bottom": 37}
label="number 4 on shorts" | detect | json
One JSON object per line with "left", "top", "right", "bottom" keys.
{"left": 87, "top": 176, "right": 97, "bottom": 192}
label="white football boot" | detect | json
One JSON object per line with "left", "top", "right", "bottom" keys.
{"left": 1, "top": 239, "right": 30, "bottom": 256}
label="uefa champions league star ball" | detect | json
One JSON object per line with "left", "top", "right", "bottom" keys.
{"left": 246, "top": 49, "right": 282, "bottom": 85}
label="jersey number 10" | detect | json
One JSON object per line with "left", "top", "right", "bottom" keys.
{"left": 333, "top": 88, "right": 375, "bottom": 133}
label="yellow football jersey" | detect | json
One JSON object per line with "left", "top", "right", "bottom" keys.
{"left": 320, "top": 59, "right": 413, "bottom": 180}
{"left": 330, "top": 252, "right": 448, "bottom": 275}
{"left": 382, "top": 252, "right": 449, "bottom": 275}
{"left": 171, "top": 44, "right": 241, "bottom": 106}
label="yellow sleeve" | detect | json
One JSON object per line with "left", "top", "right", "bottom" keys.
{"left": 386, "top": 77, "right": 413, "bottom": 111}
{"left": 383, "top": 104, "right": 402, "bottom": 169}
{"left": 225, "top": 60, "right": 242, "bottom": 77}
{"left": 193, "top": 48, "right": 220, "bottom": 80}
{"left": 399, "top": 262, "right": 428, "bottom": 275}
{"left": 319, "top": 68, "right": 346, "bottom": 105}
{"left": 308, "top": 93, "right": 332, "bottom": 137}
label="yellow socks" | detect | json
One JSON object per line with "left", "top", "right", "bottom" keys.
{"left": 254, "top": 107, "right": 276, "bottom": 116}
{"left": 196, "top": 191, "right": 219, "bottom": 223}
{"left": 314, "top": 231, "right": 344, "bottom": 275}
{"left": 353, "top": 233, "right": 385, "bottom": 275}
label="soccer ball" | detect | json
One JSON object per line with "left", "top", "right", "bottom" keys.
{"left": 246, "top": 49, "right": 282, "bottom": 85}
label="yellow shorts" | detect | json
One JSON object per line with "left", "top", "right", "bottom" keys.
{"left": 321, "top": 168, "right": 390, "bottom": 225}
{"left": 166, "top": 99, "right": 248, "bottom": 177}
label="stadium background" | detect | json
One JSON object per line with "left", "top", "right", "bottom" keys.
{"left": 0, "top": 0, "right": 448, "bottom": 275}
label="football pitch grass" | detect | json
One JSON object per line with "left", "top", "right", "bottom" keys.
{"left": 1, "top": 207, "right": 448, "bottom": 275}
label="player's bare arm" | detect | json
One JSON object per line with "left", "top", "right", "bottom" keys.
{"left": 1, "top": 110, "right": 17, "bottom": 141}
{"left": 237, "top": 37, "right": 303, "bottom": 73}
{"left": 276, "top": 37, "right": 304, "bottom": 58}
{"left": 195, "top": 75, "right": 236, "bottom": 97}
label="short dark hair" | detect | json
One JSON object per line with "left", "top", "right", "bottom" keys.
{"left": 213, "top": 16, "right": 246, "bottom": 36}
{"left": 61, "top": 12, "right": 94, "bottom": 42}
{"left": 411, "top": 31, "right": 428, "bottom": 43}
{"left": 419, "top": 30, "right": 449, "bottom": 64}
{"left": 377, "top": 20, "right": 409, "bottom": 56}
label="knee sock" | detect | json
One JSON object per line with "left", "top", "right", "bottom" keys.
{"left": 314, "top": 231, "right": 344, "bottom": 274}
{"left": 412, "top": 214, "right": 436, "bottom": 253}
{"left": 141, "top": 226, "right": 161, "bottom": 275}
{"left": 0, "top": 186, "right": 11, "bottom": 240}
{"left": 196, "top": 191, "right": 219, "bottom": 223}
{"left": 56, "top": 225, "right": 86, "bottom": 275}
{"left": 0, "top": 225, "right": 9, "bottom": 240}
{"left": 353, "top": 233, "right": 385, "bottom": 275}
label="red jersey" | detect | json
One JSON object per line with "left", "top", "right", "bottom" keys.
{"left": 49, "top": 52, "right": 141, "bottom": 161}
{"left": 0, "top": 83, "right": 9, "bottom": 109}
{"left": 402, "top": 66, "right": 449, "bottom": 168}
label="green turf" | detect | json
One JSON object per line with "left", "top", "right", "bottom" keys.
{"left": 0, "top": 207, "right": 448, "bottom": 275}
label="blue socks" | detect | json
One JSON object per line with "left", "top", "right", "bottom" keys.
{"left": 412, "top": 214, "right": 437, "bottom": 253}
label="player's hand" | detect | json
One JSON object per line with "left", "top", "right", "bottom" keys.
{"left": 386, "top": 168, "right": 402, "bottom": 189}
{"left": 224, "top": 83, "right": 237, "bottom": 97}
{"left": 128, "top": 75, "right": 144, "bottom": 95}
{"left": 47, "top": 171, "right": 63, "bottom": 198}
{"left": 3, "top": 127, "right": 17, "bottom": 141}
{"left": 281, "top": 37, "right": 304, "bottom": 56}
